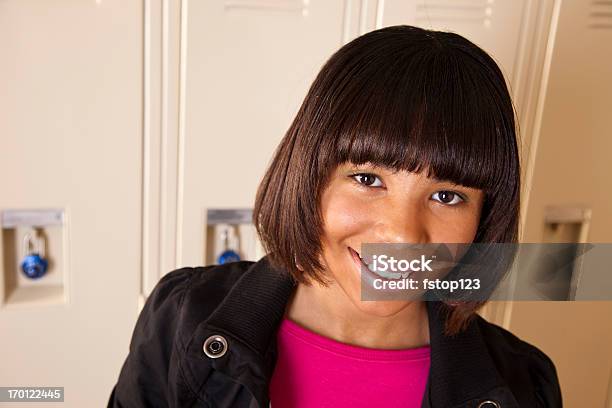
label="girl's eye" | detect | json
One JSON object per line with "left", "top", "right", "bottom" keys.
{"left": 351, "top": 173, "right": 383, "bottom": 188}
{"left": 431, "top": 190, "right": 465, "bottom": 205}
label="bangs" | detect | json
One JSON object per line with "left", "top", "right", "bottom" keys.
{"left": 322, "top": 47, "right": 516, "bottom": 193}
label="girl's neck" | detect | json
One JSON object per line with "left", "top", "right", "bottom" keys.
{"left": 284, "top": 280, "right": 430, "bottom": 350}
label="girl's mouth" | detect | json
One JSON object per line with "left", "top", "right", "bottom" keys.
{"left": 348, "top": 246, "right": 410, "bottom": 280}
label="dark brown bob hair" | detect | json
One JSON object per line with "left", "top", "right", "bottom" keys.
{"left": 253, "top": 25, "right": 521, "bottom": 335}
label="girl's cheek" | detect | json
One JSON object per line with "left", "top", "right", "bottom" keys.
{"left": 323, "top": 192, "right": 373, "bottom": 237}
{"left": 430, "top": 213, "right": 480, "bottom": 243}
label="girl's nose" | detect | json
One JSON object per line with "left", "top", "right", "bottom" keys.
{"left": 372, "top": 203, "right": 430, "bottom": 245}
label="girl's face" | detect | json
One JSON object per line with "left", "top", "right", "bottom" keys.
{"left": 318, "top": 161, "right": 485, "bottom": 317}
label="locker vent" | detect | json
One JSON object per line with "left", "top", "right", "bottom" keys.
{"left": 415, "top": 0, "right": 493, "bottom": 27}
{"left": 224, "top": 0, "right": 307, "bottom": 14}
{"left": 588, "top": 0, "right": 612, "bottom": 29}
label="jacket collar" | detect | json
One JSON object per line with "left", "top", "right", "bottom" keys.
{"left": 204, "top": 254, "right": 517, "bottom": 407}
{"left": 424, "top": 299, "right": 517, "bottom": 407}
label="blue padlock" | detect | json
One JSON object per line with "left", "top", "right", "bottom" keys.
{"left": 20, "top": 232, "right": 48, "bottom": 279}
{"left": 216, "top": 226, "right": 241, "bottom": 265}
{"left": 217, "top": 249, "right": 241, "bottom": 264}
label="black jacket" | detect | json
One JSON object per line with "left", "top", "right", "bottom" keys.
{"left": 108, "top": 255, "right": 563, "bottom": 407}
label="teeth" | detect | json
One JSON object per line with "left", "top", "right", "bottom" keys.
{"left": 365, "top": 260, "right": 405, "bottom": 279}
{"left": 352, "top": 247, "right": 411, "bottom": 280}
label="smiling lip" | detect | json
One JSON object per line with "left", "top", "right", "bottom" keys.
{"left": 348, "top": 246, "right": 378, "bottom": 280}
{"left": 348, "top": 246, "right": 369, "bottom": 269}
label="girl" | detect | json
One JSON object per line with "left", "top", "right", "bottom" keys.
{"left": 109, "top": 25, "right": 562, "bottom": 408}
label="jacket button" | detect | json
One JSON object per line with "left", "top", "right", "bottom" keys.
{"left": 203, "top": 335, "right": 228, "bottom": 358}
{"left": 477, "top": 401, "right": 500, "bottom": 408}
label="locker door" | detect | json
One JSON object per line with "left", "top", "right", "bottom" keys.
{"left": 511, "top": 0, "right": 612, "bottom": 406}
{"left": 0, "top": 1, "right": 143, "bottom": 406}
{"left": 179, "top": 0, "right": 349, "bottom": 266}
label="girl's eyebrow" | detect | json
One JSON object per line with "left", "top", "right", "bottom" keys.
{"left": 428, "top": 176, "right": 458, "bottom": 185}
{"left": 350, "top": 162, "right": 395, "bottom": 172}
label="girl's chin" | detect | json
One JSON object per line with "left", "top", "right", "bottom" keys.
{"left": 321, "top": 249, "right": 415, "bottom": 317}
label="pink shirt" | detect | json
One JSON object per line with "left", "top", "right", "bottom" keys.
{"left": 269, "top": 317, "right": 431, "bottom": 408}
